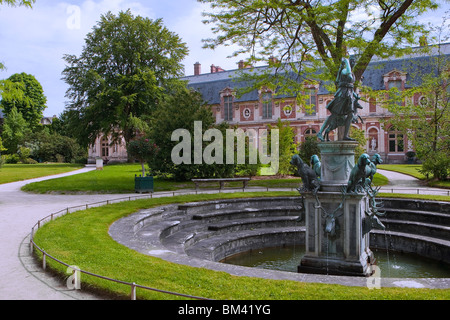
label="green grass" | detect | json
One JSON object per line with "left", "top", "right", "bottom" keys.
{"left": 378, "top": 165, "right": 426, "bottom": 179}
{"left": 378, "top": 164, "right": 450, "bottom": 189}
{"left": 0, "top": 163, "right": 84, "bottom": 185}
{"left": 33, "top": 192, "right": 450, "bottom": 300}
{"left": 378, "top": 193, "right": 450, "bottom": 202}
{"left": 21, "top": 163, "right": 389, "bottom": 194}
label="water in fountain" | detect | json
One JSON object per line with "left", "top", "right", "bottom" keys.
{"left": 222, "top": 245, "right": 450, "bottom": 278}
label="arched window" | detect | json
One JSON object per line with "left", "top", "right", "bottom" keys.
{"left": 304, "top": 128, "right": 317, "bottom": 137}
{"left": 388, "top": 127, "right": 404, "bottom": 153}
{"left": 101, "top": 137, "right": 110, "bottom": 157}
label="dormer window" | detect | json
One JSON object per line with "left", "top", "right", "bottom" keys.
{"left": 262, "top": 92, "right": 273, "bottom": 119}
{"left": 384, "top": 69, "right": 407, "bottom": 107}
{"left": 305, "top": 88, "right": 317, "bottom": 115}
{"left": 220, "top": 87, "right": 235, "bottom": 122}
{"left": 224, "top": 95, "right": 233, "bottom": 121}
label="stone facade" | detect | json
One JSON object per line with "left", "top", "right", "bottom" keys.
{"left": 88, "top": 44, "right": 450, "bottom": 165}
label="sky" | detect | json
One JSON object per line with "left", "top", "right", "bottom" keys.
{"left": 0, "top": 0, "right": 449, "bottom": 118}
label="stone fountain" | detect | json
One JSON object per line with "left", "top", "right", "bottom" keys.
{"left": 294, "top": 57, "right": 385, "bottom": 276}
{"left": 293, "top": 143, "right": 385, "bottom": 276}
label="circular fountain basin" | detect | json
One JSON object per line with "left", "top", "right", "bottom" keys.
{"left": 222, "top": 246, "right": 450, "bottom": 278}
{"left": 109, "top": 197, "right": 450, "bottom": 289}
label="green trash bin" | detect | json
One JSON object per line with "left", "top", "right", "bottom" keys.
{"left": 135, "top": 175, "right": 154, "bottom": 193}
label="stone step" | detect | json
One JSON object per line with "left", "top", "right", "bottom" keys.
{"left": 381, "top": 208, "right": 450, "bottom": 226}
{"left": 371, "top": 230, "right": 450, "bottom": 264}
{"left": 192, "top": 206, "right": 302, "bottom": 222}
{"left": 185, "top": 226, "right": 305, "bottom": 262}
{"left": 208, "top": 216, "right": 302, "bottom": 232}
{"left": 380, "top": 198, "right": 450, "bottom": 214}
{"left": 381, "top": 219, "right": 450, "bottom": 241}
{"left": 178, "top": 197, "right": 302, "bottom": 215}
{"left": 160, "top": 216, "right": 303, "bottom": 254}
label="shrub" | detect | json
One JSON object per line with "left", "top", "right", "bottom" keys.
{"left": 420, "top": 153, "right": 449, "bottom": 181}
{"left": 127, "top": 137, "right": 159, "bottom": 176}
{"left": 4, "top": 154, "right": 19, "bottom": 164}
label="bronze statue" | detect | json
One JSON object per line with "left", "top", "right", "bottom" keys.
{"left": 317, "top": 58, "right": 363, "bottom": 142}
{"left": 290, "top": 154, "right": 320, "bottom": 193}
{"left": 347, "top": 153, "right": 371, "bottom": 193}
{"left": 310, "top": 155, "right": 321, "bottom": 179}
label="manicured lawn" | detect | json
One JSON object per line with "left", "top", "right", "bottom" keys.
{"left": 0, "top": 163, "right": 84, "bottom": 185}
{"left": 33, "top": 192, "right": 449, "bottom": 300}
{"left": 22, "top": 163, "right": 389, "bottom": 194}
{"left": 22, "top": 163, "right": 199, "bottom": 194}
{"left": 378, "top": 164, "right": 426, "bottom": 179}
{"left": 378, "top": 164, "right": 449, "bottom": 189}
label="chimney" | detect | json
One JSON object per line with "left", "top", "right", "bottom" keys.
{"left": 211, "top": 64, "right": 225, "bottom": 73}
{"left": 194, "top": 62, "right": 201, "bottom": 75}
{"left": 269, "top": 56, "right": 278, "bottom": 65}
{"left": 419, "top": 35, "right": 428, "bottom": 47}
{"left": 238, "top": 60, "right": 252, "bottom": 69}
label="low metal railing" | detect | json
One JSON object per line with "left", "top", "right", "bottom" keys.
{"left": 29, "top": 191, "right": 216, "bottom": 300}
{"left": 28, "top": 186, "right": 449, "bottom": 300}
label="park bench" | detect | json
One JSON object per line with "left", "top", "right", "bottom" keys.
{"left": 191, "top": 178, "right": 251, "bottom": 190}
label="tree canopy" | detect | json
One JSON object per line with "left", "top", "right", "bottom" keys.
{"left": 0, "top": 72, "right": 47, "bottom": 130}
{"left": 380, "top": 47, "right": 449, "bottom": 180}
{"left": 0, "top": 0, "right": 34, "bottom": 6}
{"left": 200, "top": 0, "right": 441, "bottom": 95}
{"left": 62, "top": 10, "right": 188, "bottom": 149}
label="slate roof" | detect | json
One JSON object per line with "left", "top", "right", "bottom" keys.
{"left": 183, "top": 44, "right": 450, "bottom": 105}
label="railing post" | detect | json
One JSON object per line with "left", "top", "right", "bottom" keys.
{"left": 29, "top": 233, "right": 34, "bottom": 255}
{"left": 42, "top": 252, "right": 46, "bottom": 271}
{"left": 131, "top": 283, "right": 137, "bottom": 300}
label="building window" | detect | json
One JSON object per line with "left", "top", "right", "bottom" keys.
{"left": 305, "top": 89, "right": 317, "bottom": 115}
{"left": 388, "top": 80, "right": 403, "bottom": 106}
{"left": 243, "top": 108, "right": 251, "bottom": 119}
{"left": 283, "top": 105, "right": 293, "bottom": 117}
{"left": 101, "top": 137, "right": 109, "bottom": 157}
{"left": 388, "top": 127, "right": 404, "bottom": 153}
{"left": 369, "top": 98, "right": 377, "bottom": 113}
{"left": 224, "top": 96, "right": 233, "bottom": 121}
{"left": 304, "top": 128, "right": 317, "bottom": 137}
{"left": 262, "top": 93, "right": 272, "bottom": 119}
{"left": 304, "top": 128, "right": 317, "bottom": 142}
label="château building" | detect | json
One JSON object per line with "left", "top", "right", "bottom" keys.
{"left": 88, "top": 44, "right": 450, "bottom": 165}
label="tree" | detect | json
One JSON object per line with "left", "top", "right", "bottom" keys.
{"left": 127, "top": 137, "right": 159, "bottom": 177}
{"left": 380, "top": 47, "right": 449, "bottom": 180}
{"left": 0, "top": 73, "right": 47, "bottom": 130}
{"left": 268, "top": 119, "right": 297, "bottom": 175}
{"left": 1, "top": 106, "right": 31, "bottom": 154}
{"left": 0, "top": 137, "right": 5, "bottom": 168}
{"left": 350, "top": 126, "right": 368, "bottom": 162}
{"left": 148, "top": 87, "right": 235, "bottom": 181}
{"left": 62, "top": 10, "right": 188, "bottom": 151}
{"left": 27, "top": 131, "right": 87, "bottom": 164}
{"left": 0, "top": 0, "right": 34, "bottom": 7}
{"left": 298, "top": 136, "right": 320, "bottom": 167}
{"left": 200, "top": 0, "right": 440, "bottom": 95}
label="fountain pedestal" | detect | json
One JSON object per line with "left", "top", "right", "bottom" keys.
{"left": 298, "top": 142, "right": 375, "bottom": 277}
